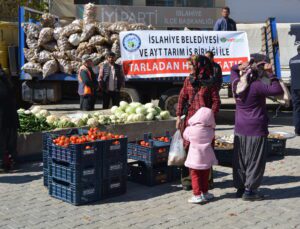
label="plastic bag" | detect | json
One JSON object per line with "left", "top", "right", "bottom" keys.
{"left": 83, "top": 3, "right": 97, "bottom": 25}
{"left": 68, "top": 33, "right": 81, "bottom": 46}
{"left": 62, "top": 23, "right": 82, "bottom": 37}
{"left": 43, "top": 60, "right": 58, "bottom": 78}
{"left": 22, "top": 62, "right": 42, "bottom": 75}
{"left": 41, "top": 41, "right": 58, "bottom": 52}
{"left": 23, "top": 48, "right": 38, "bottom": 62}
{"left": 41, "top": 13, "right": 56, "bottom": 28}
{"left": 38, "top": 50, "right": 53, "bottom": 64}
{"left": 38, "top": 28, "right": 54, "bottom": 46}
{"left": 53, "top": 27, "right": 64, "bottom": 40}
{"left": 168, "top": 130, "right": 186, "bottom": 166}
{"left": 80, "top": 24, "right": 96, "bottom": 42}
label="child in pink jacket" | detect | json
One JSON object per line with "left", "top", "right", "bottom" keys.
{"left": 183, "top": 107, "right": 218, "bottom": 204}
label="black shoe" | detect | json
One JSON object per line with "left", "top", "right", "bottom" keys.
{"left": 235, "top": 188, "right": 245, "bottom": 198}
{"left": 182, "top": 185, "right": 192, "bottom": 191}
{"left": 242, "top": 190, "right": 264, "bottom": 201}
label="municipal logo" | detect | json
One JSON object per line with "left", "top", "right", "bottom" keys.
{"left": 123, "top": 33, "right": 141, "bottom": 52}
{"left": 220, "top": 37, "right": 244, "bottom": 43}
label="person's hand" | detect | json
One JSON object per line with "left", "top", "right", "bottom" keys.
{"left": 176, "top": 116, "right": 181, "bottom": 129}
{"left": 238, "top": 62, "right": 250, "bottom": 71}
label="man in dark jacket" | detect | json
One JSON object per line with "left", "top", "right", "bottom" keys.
{"left": 205, "top": 51, "right": 223, "bottom": 90}
{"left": 0, "top": 64, "right": 19, "bottom": 172}
{"left": 214, "top": 7, "right": 237, "bottom": 31}
{"left": 78, "top": 55, "right": 98, "bottom": 111}
{"left": 98, "top": 52, "right": 125, "bottom": 109}
{"left": 289, "top": 45, "right": 300, "bottom": 135}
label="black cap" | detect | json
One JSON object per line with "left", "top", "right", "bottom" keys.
{"left": 107, "top": 52, "right": 116, "bottom": 57}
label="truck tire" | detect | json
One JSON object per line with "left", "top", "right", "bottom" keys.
{"left": 159, "top": 88, "right": 181, "bottom": 117}
{"left": 120, "top": 87, "right": 141, "bottom": 103}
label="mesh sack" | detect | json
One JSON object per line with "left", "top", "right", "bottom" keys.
{"left": 41, "top": 41, "right": 58, "bottom": 52}
{"left": 41, "top": 13, "right": 56, "bottom": 28}
{"left": 72, "top": 19, "right": 84, "bottom": 29}
{"left": 88, "top": 35, "right": 109, "bottom": 47}
{"left": 108, "top": 21, "right": 130, "bottom": 33}
{"left": 57, "top": 37, "right": 74, "bottom": 51}
{"left": 80, "top": 23, "right": 96, "bottom": 42}
{"left": 26, "top": 37, "right": 39, "bottom": 49}
{"left": 90, "top": 53, "right": 103, "bottom": 65}
{"left": 23, "top": 48, "right": 38, "bottom": 62}
{"left": 95, "top": 46, "right": 110, "bottom": 57}
{"left": 53, "top": 27, "right": 64, "bottom": 40}
{"left": 52, "top": 51, "right": 67, "bottom": 60}
{"left": 76, "top": 42, "right": 92, "bottom": 58}
{"left": 65, "top": 49, "right": 79, "bottom": 61}
{"left": 62, "top": 23, "right": 82, "bottom": 37}
{"left": 22, "top": 23, "right": 41, "bottom": 39}
{"left": 129, "top": 23, "right": 148, "bottom": 30}
{"left": 22, "top": 62, "right": 42, "bottom": 75}
{"left": 42, "top": 60, "right": 58, "bottom": 78}
{"left": 57, "top": 59, "right": 73, "bottom": 74}
{"left": 110, "top": 34, "right": 119, "bottom": 43}
{"left": 71, "top": 61, "right": 81, "bottom": 73}
{"left": 38, "top": 28, "right": 54, "bottom": 46}
{"left": 111, "top": 41, "right": 121, "bottom": 58}
{"left": 83, "top": 3, "right": 97, "bottom": 25}
{"left": 95, "top": 22, "right": 112, "bottom": 37}
{"left": 68, "top": 33, "right": 81, "bottom": 46}
{"left": 38, "top": 50, "right": 53, "bottom": 64}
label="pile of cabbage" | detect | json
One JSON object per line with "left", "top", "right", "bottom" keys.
{"left": 110, "top": 101, "right": 170, "bottom": 123}
{"left": 17, "top": 102, "right": 171, "bottom": 132}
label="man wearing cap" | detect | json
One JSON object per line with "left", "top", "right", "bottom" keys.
{"left": 98, "top": 52, "right": 125, "bottom": 109}
{"left": 78, "top": 55, "right": 98, "bottom": 111}
{"left": 289, "top": 45, "right": 300, "bottom": 135}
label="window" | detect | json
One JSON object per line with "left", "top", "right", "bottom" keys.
{"left": 146, "top": 0, "right": 175, "bottom": 6}
{"left": 176, "top": 0, "right": 214, "bottom": 7}
{"left": 74, "top": 0, "right": 133, "bottom": 5}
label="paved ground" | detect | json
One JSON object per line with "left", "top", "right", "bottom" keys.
{"left": 0, "top": 122, "right": 300, "bottom": 228}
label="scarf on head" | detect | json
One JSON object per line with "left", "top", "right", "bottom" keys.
{"left": 188, "top": 54, "right": 213, "bottom": 88}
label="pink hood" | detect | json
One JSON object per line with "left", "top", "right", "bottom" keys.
{"left": 188, "top": 107, "right": 216, "bottom": 128}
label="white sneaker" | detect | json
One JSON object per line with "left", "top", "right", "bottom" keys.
{"left": 202, "top": 192, "right": 214, "bottom": 201}
{"left": 188, "top": 195, "right": 206, "bottom": 204}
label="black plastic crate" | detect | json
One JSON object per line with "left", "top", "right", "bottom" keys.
{"left": 43, "top": 170, "right": 49, "bottom": 187}
{"left": 214, "top": 148, "right": 233, "bottom": 167}
{"left": 49, "top": 159, "right": 100, "bottom": 185}
{"left": 102, "top": 158, "right": 127, "bottom": 179}
{"left": 102, "top": 138, "right": 128, "bottom": 158}
{"left": 101, "top": 176, "right": 127, "bottom": 199}
{"left": 267, "top": 138, "right": 286, "bottom": 156}
{"left": 49, "top": 178, "right": 100, "bottom": 206}
{"left": 127, "top": 161, "right": 177, "bottom": 186}
{"left": 127, "top": 140, "right": 170, "bottom": 166}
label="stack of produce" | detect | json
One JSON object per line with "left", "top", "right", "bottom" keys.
{"left": 44, "top": 127, "right": 127, "bottom": 205}
{"left": 21, "top": 3, "right": 153, "bottom": 78}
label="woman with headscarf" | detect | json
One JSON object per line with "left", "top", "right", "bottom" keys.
{"left": 176, "top": 55, "right": 221, "bottom": 190}
{"left": 231, "top": 60, "right": 283, "bottom": 201}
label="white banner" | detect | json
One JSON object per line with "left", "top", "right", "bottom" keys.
{"left": 120, "top": 30, "right": 250, "bottom": 78}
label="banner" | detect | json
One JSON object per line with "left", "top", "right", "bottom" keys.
{"left": 120, "top": 31, "right": 250, "bottom": 78}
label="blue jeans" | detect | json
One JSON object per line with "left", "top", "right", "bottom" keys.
{"left": 292, "top": 89, "right": 300, "bottom": 134}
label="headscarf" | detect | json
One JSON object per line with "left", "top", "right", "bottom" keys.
{"left": 188, "top": 54, "right": 213, "bottom": 88}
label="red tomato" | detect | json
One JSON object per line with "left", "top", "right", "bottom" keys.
{"left": 85, "top": 146, "right": 91, "bottom": 150}
{"left": 119, "top": 135, "right": 125, "bottom": 138}
{"left": 101, "top": 136, "right": 107, "bottom": 141}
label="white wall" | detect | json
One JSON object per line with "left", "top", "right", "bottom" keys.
{"left": 226, "top": 0, "right": 300, "bottom": 23}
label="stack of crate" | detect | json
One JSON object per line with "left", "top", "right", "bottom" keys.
{"left": 42, "top": 129, "right": 127, "bottom": 205}
{"left": 127, "top": 132, "right": 181, "bottom": 186}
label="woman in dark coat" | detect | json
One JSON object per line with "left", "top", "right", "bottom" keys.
{"left": 0, "top": 64, "right": 19, "bottom": 172}
{"left": 176, "top": 55, "right": 221, "bottom": 190}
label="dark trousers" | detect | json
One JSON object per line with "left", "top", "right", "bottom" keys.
{"left": 190, "top": 168, "right": 210, "bottom": 196}
{"left": 233, "top": 134, "right": 268, "bottom": 190}
{"left": 80, "top": 95, "right": 96, "bottom": 111}
{"left": 292, "top": 89, "right": 300, "bottom": 134}
{"left": 0, "top": 127, "right": 17, "bottom": 168}
{"left": 103, "top": 91, "right": 120, "bottom": 109}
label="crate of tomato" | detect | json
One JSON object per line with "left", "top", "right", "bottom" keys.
{"left": 127, "top": 132, "right": 171, "bottom": 166}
